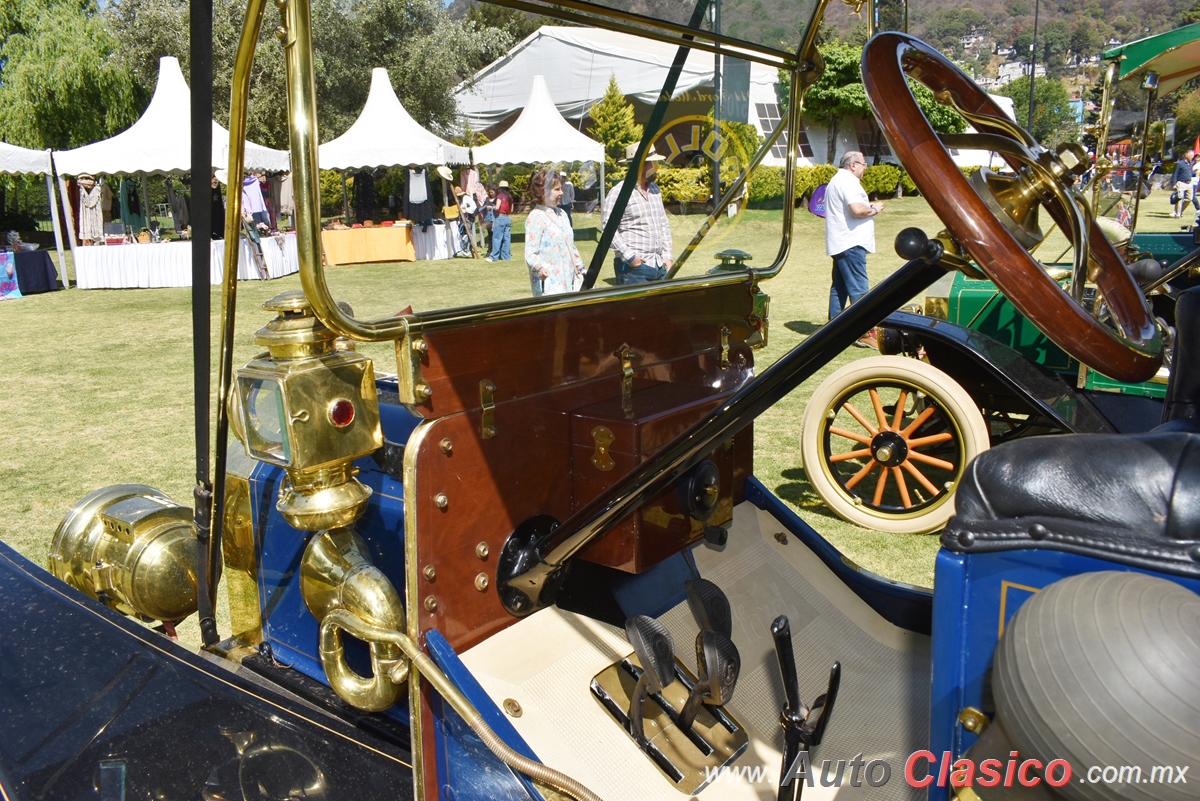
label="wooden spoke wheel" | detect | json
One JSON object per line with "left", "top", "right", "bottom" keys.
{"left": 800, "top": 357, "right": 989, "bottom": 534}
{"left": 861, "top": 32, "right": 1162, "bottom": 384}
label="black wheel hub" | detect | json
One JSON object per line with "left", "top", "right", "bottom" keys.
{"left": 870, "top": 431, "right": 908, "bottom": 467}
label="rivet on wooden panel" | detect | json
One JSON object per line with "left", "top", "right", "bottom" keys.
{"left": 434, "top": 493, "right": 449, "bottom": 509}
{"left": 423, "top": 596, "right": 438, "bottom": 612}
{"left": 440, "top": 438, "right": 453, "bottom": 454}
{"left": 476, "top": 542, "right": 490, "bottom": 560}
{"left": 474, "top": 573, "right": 489, "bottom": 592}
{"left": 423, "top": 565, "right": 437, "bottom": 582}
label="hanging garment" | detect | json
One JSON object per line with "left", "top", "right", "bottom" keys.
{"left": 101, "top": 180, "right": 114, "bottom": 222}
{"left": 242, "top": 176, "right": 268, "bottom": 215}
{"left": 260, "top": 174, "right": 275, "bottom": 229}
{"left": 120, "top": 179, "right": 145, "bottom": 231}
{"left": 278, "top": 173, "right": 294, "bottom": 216}
{"left": 79, "top": 182, "right": 104, "bottom": 242}
{"left": 404, "top": 169, "right": 435, "bottom": 223}
{"left": 354, "top": 170, "right": 376, "bottom": 223}
{"left": 165, "top": 179, "right": 190, "bottom": 231}
{"left": 463, "top": 168, "right": 487, "bottom": 206}
{"left": 212, "top": 184, "right": 226, "bottom": 240}
{"left": 269, "top": 175, "right": 284, "bottom": 227}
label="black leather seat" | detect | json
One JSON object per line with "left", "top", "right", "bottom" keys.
{"left": 942, "top": 287, "right": 1200, "bottom": 578}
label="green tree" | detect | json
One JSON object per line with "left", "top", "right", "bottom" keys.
{"left": 802, "top": 42, "right": 966, "bottom": 164}
{"left": 0, "top": 0, "right": 142, "bottom": 150}
{"left": 998, "top": 75, "right": 1079, "bottom": 147}
{"left": 588, "top": 74, "right": 642, "bottom": 173}
{"left": 106, "top": 0, "right": 513, "bottom": 148}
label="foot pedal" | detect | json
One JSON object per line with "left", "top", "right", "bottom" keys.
{"left": 590, "top": 655, "right": 748, "bottom": 793}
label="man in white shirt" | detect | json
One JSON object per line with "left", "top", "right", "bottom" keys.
{"left": 825, "top": 150, "right": 884, "bottom": 346}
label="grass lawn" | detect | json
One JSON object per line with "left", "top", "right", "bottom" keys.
{"left": 0, "top": 193, "right": 1183, "bottom": 646}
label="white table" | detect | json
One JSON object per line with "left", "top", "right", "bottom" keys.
{"left": 73, "top": 233, "right": 300, "bottom": 289}
{"left": 411, "top": 222, "right": 459, "bottom": 261}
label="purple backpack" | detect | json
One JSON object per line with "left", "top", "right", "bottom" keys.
{"left": 808, "top": 183, "right": 828, "bottom": 218}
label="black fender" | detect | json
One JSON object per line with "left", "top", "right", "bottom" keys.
{"left": 878, "top": 311, "right": 1115, "bottom": 436}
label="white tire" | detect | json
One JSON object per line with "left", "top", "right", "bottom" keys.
{"left": 799, "top": 356, "right": 990, "bottom": 534}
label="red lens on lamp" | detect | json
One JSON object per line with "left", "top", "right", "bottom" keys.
{"left": 330, "top": 399, "right": 355, "bottom": 427}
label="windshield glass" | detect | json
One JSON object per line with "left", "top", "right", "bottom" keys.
{"left": 321, "top": 18, "right": 807, "bottom": 317}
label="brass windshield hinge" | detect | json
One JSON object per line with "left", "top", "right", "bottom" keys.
{"left": 481, "top": 380, "right": 497, "bottom": 439}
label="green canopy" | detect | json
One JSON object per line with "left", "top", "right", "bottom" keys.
{"left": 1104, "top": 22, "right": 1200, "bottom": 95}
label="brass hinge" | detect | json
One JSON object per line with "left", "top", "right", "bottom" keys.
{"left": 591, "top": 426, "right": 615, "bottom": 471}
{"left": 395, "top": 335, "right": 432, "bottom": 406}
{"left": 481, "top": 380, "right": 497, "bottom": 439}
{"left": 619, "top": 344, "right": 634, "bottom": 419}
{"left": 720, "top": 326, "right": 731, "bottom": 369}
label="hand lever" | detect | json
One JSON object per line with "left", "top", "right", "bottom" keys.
{"left": 770, "top": 615, "right": 841, "bottom": 801}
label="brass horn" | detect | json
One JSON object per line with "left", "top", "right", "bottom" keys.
{"left": 300, "top": 527, "right": 406, "bottom": 711}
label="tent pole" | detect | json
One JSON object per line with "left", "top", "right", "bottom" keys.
{"left": 140, "top": 175, "right": 151, "bottom": 231}
{"left": 56, "top": 175, "right": 79, "bottom": 285}
{"left": 342, "top": 170, "right": 350, "bottom": 223}
{"left": 45, "top": 152, "right": 68, "bottom": 288}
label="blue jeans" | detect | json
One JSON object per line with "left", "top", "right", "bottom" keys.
{"left": 613, "top": 256, "right": 667, "bottom": 285}
{"left": 489, "top": 214, "right": 512, "bottom": 260}
{"left": 829, "top": 246, "right": 869, "bottom": 320}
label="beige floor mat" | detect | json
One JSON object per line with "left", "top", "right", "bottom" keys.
{"left": 461, "top": 501, "right": 930, "bottom": 800}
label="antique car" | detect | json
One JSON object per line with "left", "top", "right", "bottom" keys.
{"left": 799, "top": 24, "right": 1200, "bottom": 534}
{"left": 3, "top": 1, "right": 1200, "bottom": 800}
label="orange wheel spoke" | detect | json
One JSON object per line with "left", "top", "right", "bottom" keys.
{"left": 907, "top": 432, "right": 954, "bottom": 449}
{"left": 892, "top": 467, "right": 912, "bottom": 508}
{"left": 891, "top": 389, "right": 909, "bottom": 431}
{"left": 844, "top": 459, "right": 878, "bottom": 490}
{"left": 830, "top": 447, "right": 873, "bottom": 463}
{"left": 869, "top": 389, "right": 890, "bottom": 431}
{"left": 908, "top": 450, "right": 955, "bottom": 471}
{"left": 902, "top": 460, "right": 940, "bottom": 496}
{"left": 900, "top": 405, "right": 938, "bottom": 437}
{"left": 872, "top": 467, "right": 889, "bottom": 506}
{"left": 828, "top": 426, "right": 872, "bottom": 445}
{"left": 841, "top": 401, "right": 879, "bottom": 436}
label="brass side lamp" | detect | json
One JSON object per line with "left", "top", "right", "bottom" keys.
{"left": 234, "top": 291, "right": 382, "bottom": 531}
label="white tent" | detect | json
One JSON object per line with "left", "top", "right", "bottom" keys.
{"left": 455, "top": 27, "right": 782, "bottom": 158}
{"left": 1, "top": 142, "right": 52, "bottom": 175}
{"left": 472, "top": 75, "right": 604, "bottom": 166}
{"left": 319, "top": 68, "right": 470, "bottom": 169}
{"left": 52, "top": 56, "right": 289, "bottom": 177}
{"left": 0, "top": 142, "right": 67, "bottom": 287}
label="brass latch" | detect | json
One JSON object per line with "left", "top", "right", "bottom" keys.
{"left": 720, "top": 326, "right": 730, "bottom": 370}
{"left": 481, "top": 380, "right": 497, "bottom": 439}
{"left": 620, "top": 344, "right": 634, "bottom": 419}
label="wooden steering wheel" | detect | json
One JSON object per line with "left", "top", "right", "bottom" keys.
{"left": 861, "top": 33, "right": 1163, "bottom": 384}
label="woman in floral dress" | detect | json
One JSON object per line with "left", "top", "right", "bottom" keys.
{"left": 524, "top": 168, "right": 584, "bottom": 296}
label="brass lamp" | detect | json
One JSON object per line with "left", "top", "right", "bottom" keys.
{"left": 50, "top": 484, "right": 200, "bottom": 623}
{"left": 235, "top": 291, "right": 382, "bottom": 531}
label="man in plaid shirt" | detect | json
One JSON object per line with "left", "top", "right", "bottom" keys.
{"left": 602, "top": 143, "right": 674, "bottom": 285}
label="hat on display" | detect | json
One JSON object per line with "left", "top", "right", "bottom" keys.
{"left": 498, "top": 180, "right": 510, "bottom": 188}
{"left": 435, "top": 165, "right": 454, "bottom": 182}
{"left": 453, "top": 185, "right": 464, "bottom": 196}
{"left": 619, "top": 143, "right": 666, "bottom": 164}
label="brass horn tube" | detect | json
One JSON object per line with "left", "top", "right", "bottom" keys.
{"left": 322, "top": 611, "right": 606, "bottom": 801}
{"left": 318, "top": 621, "right": 404, "bottom": 712}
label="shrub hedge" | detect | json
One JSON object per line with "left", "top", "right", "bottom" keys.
{"left": 745, "top": 163, "right": 983, "bottom": 207}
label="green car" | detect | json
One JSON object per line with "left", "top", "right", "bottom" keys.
{"left": 800, "top": 25, "right": 1200, "bottom": 534}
